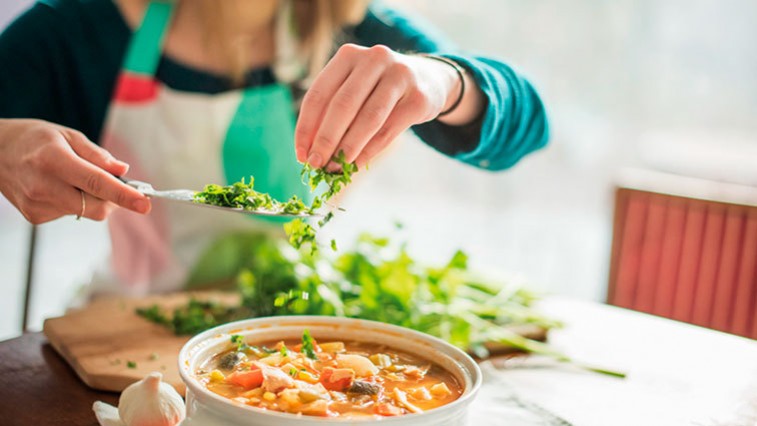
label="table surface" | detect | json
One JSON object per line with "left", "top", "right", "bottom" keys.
{"left": 1, "top": 298, "right": 756, "bottom": 426}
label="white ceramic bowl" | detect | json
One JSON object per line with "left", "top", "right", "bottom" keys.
{"left": 178, "top": 316, "right": 482, "bottom": 426}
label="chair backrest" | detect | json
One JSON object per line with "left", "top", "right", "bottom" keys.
{"left": 608, "top": 169, "right": 757, "bottom": 339}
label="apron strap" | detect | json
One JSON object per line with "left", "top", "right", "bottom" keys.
{"left": 123, "top": 0, "right": 177, "bottom": 76}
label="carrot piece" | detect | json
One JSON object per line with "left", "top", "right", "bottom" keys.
{"left": 375, "top": 402, "right": 403, "bottom": 416}
{"left": 319, "top": 367, "right": 354, "bottom": 391}
{"left": 226, "top": 367, "right": 264, "bottom": 389}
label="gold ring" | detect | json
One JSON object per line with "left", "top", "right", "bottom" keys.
{"left": 76, "top": 189, "right": 85, "bottom": 221}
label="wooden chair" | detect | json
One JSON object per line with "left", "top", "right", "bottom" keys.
{"left": 608, "top": 169, "right": 757, "bottom": 339}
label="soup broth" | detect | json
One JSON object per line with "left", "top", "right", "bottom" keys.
{"left": 196, "top": 331, "right": 462, "bottom": 418}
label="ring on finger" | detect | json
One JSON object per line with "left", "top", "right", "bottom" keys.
{"left": 75, "top": 189, "right": 85, "bottom": 221}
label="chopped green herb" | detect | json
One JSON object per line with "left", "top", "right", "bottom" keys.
{"left": 193, "top": 151, "right": 358, "bottom": 256}
{"left": 289, "top": 367, "right": 298, "bottom": 377}
{"left": 230, "top": 334, "right": 250, "bottom": 353}
{"left": 149, "top": 352, "right": 159, "bottom": 361}
{"left": 283, "top": 219, "right": 316, "bottom": 253}
{"left": 136, "top": 232, "right": 568, "bottom": 366}
{"left": 301, "top": 329, "right": 317, "bottom": 360}
{"left": 127, "top": 360, "right": 137, "bottom": 369}
{"left": 300, "top": 151, "right": 358, "bottom": 203}
{"left": 193, "top": 178, "right": 309, "bottom": 215}
{"left": 318, "top": 211, "right": 334, "bottom": 228}
{"left": 280, "top": 345, "right": 289, "bottom": 357}
{"left": 330, "top": 239, "right": 338, "bottom": 252}
{"left": 283, "top": 151, "right": 357, "bottom": 255}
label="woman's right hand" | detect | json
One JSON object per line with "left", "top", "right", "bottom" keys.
{"left": 0, "top": 119, "right": 151, "bottom": 224}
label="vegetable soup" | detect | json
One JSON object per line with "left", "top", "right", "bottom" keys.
{"left": 195, "top": 330, "right": 462, "bottom": 418}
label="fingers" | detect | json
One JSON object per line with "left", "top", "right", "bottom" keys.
{"left": 17, "top": 183, "right": 115, "bottom": 224}
{"left": 54, "top": 180, "right": 116, "bottom": 221}
{"left": 337, "top": 74, "right": 406, "bottom": 165}
{"left": 295, "top": 44, "right": 358, "bottom": 163}
{"left": 304, "top": 47, "right": 392, "bottom": 169}
{"left": 3, "top": 121, "right": 144, "bottom": 225}
{"left": 354, "top": 98, "right": 419, "bottom": 169}
{"left": 59, "top": 130, "right": 147, "bottom": 214}
{"left": 49, "top": 150, "right": 151, "bottom": 214}
{"left": 63, "top": 129, "right": 130, "bottom": 176}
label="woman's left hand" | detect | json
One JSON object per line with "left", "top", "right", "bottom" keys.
{"left": 295, "top": 44, "right": 480, "bottom": 170}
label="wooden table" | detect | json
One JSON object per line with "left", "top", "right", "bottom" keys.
{"left": 1, "top": 299, "right": 756, "bottom": 426}
{"left": 0, "top": 332, "right": 117, "bottom": 426}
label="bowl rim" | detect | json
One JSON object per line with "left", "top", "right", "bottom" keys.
{"left": 178, "top": 315, "right": 483, "bottom": 423}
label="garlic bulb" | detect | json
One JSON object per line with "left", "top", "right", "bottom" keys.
{"left": 117, "top": 372, "right": 185, "bottom": 426}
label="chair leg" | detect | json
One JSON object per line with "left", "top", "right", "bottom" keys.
{"left": 22, "top": 225, "right": 37, "bottom": 333}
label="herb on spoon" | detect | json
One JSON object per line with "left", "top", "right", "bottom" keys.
{"left": 193, "top": 151, "right": 357, "bottom": 255}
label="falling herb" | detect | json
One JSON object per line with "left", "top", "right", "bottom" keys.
{"left": 330, "top": 239, "right": 338, "bottom": 252}
{"left": 283, "top": 219, "right": 316, "bottom": 253}
{"left": 283, "top": 151, "right": 357, "bottom": 255}
{"left": 301, "top": 329, "right": 317, "bottom": 360}
{"left": 301, "top": 151, "right": 358, "bottom": 204}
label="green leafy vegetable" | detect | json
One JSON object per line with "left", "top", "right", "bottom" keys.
{"left": 193, "top": 151, "right": 358, "bottom": 256}
{"left": 230, "top": 334, "right": 250, "bottom": 353}
{"left": 193, "top": 178, "right": 309, "bottom": 215}
{"left": 301, "top": 151, "right": 358, "bottom": 204}
{"left": 135, "top": 232, "right": 617, "bottom": 376}
{"left": 283, "top": 219, "right": 316, "bottom": 253}
{"left": 301, "top": 329, "right": 317, "bottom": 360}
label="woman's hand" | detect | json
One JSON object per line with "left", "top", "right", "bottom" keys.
{"left": 295, "top": 44, "right": 484, "bottom": 170}
{"left": 0, "top": 119, "right": 151, "bottom": 224}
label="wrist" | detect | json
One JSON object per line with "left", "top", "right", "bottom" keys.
{"left": 418, "top": 54, "right": 465, "bottom": 117}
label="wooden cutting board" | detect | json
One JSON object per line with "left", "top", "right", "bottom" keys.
{"left": 43, "top": 292, "right": 546, "bottom": 396}
{"left": 43, "top": 291, "right": 238, "bottom": 395}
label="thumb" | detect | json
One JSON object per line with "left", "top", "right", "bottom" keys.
{"left": 64, "top": 130, "right": 130, "bottom": 176}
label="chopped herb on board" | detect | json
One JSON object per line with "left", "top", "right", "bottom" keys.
{"left": 127, "top": 360, "right": 137, "bottom": 369}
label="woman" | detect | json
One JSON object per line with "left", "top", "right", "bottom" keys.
{"left": 0, "top": 0, "right": 548, "bottom": 295}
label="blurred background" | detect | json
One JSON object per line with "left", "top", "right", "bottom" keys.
{"left": 1, "top": 0, "right": 756, "bottom": 341}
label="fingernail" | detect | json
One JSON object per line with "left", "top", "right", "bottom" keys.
{"left": 307, "top": 153, "right": 323, "bottom": 168}
{"left": 133, "top": 198, "right": 150, "bottom": 214}
{"left": 111, "top": 158, "right": 129, "bottom": 170}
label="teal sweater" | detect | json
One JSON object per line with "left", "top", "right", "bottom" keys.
{"left": 0, "top": 0, "right": 549, "bottom": 171}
